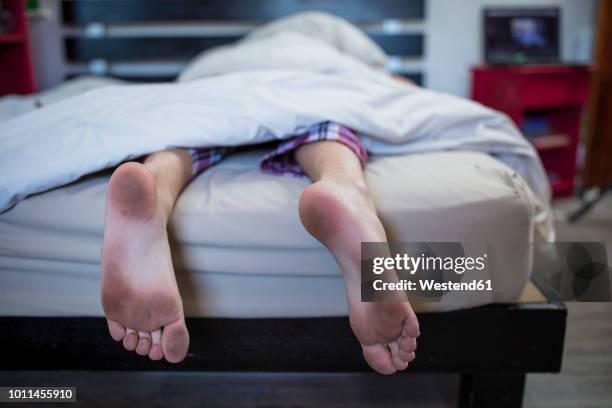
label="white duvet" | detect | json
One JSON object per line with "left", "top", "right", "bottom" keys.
{"left": 0, "top": 19, "right": 550, "bottom": 215}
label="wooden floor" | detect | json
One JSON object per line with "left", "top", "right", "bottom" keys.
{"left": 1, "top": 195, "right": 611, "bottom": 407}
{"left": 523, "top": 195, "right": 612, "bottom": 408}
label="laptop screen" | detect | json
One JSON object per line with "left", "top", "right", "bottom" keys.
{"left": 484, "top": 8, "right": 560, "bottom": 64}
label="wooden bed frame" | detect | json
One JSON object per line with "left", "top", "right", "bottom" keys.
{"left": 2, "top": 280, "right": 566, "bottom": 408}
{"left": 1, "top": 1, "right": 567, "bottom": 407}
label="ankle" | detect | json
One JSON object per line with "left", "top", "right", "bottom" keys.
{"left": 319, "top": 173, "right": 367, "bottom": 190}
{"left": 155, "top": 187, "right": 175, "bottom": 224}
{"left": 318, "top": 178, "right": 377, "bottom": 218}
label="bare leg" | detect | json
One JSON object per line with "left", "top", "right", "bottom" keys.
{"left": 296, "top": 141, "right": 420, "bottom": 374}
{"left": 101, "top": 149, "right": 192, "bottom": 363}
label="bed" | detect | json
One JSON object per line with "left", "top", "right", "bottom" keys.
{"left": 0, "top": 133, "right": 565, "bottom": 408}
{"left": 0, "top": 140, "right": 565, "bottom": 407}
{"left": 0, "top": 1, "right": 565, "bottom": 407}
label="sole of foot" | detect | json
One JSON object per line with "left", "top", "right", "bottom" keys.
{"left": 101, "top": 162, "right": 189, "bottom": 363}
{"left": 299, "top": 179, "right": 420, "bottom": 374}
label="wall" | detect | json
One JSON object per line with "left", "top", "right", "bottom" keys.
{"left": 425, "top": 0, "right": 598, "bottom": 97}
{"left": 27, "top": 0, "right": 64, "bottom": 90}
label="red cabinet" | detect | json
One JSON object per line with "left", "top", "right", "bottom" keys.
{"left": 0, "top": 0, "right": 35, "bottom": 96}
{"left": 471, "top": 65, "right": 591, "bottom": 197}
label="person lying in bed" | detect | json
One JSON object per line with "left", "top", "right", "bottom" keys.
{"left": 100, "top": 13, "right": 419, "bottom": 375}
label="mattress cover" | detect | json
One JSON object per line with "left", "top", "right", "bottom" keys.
{"left": 0, "top": 150, "right": 540, "bottom": 317}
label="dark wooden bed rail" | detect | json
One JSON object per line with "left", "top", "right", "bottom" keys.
{"left": 1, "top": 299, "right": 566, "bottom": 407}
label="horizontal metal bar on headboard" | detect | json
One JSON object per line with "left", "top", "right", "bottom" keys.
{"left": 63, "top": 22, "right": 256, "bottom": 38}
{"left": 65, "top": 60, "right": 186, "bottom": 77}
{"left": 62, "top": 0, "right": 425, "bottom": 23}
{"left": 64, "top": 34, "right": 423, "bottom": 60}
{"left": 65, "top": 57, "right": 423, "bottom": 77}
{"left": 387, "top": 56, "right": 423, "bottom": 73}
{"left": 62, "top": 20, "right": 425, "bottom": 39}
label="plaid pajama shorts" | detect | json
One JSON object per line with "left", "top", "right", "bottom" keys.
{"left": 187, "top": 122, "right": 368, "bottom": 178}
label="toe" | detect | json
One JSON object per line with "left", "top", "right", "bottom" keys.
{"left": 362, "top": 344, "right": 397, "bottom": 375}
{"left": 399, "top": 350, "right": 416, "bottom": 363}
{"left": 402, "top": 314, "right": 420, "bottom": 338}
{"left": 123, "top": 328, "right": 139, "bottom": 351}
{"left": 161, "top": 319, "right": 190, "bottom": 363}
{"left": 400, "top": 336, "right": 417, "bottom": 353}
{"left": 107, "top": 319, "right": 126, "bottom": 341}
{"left": 388, "top": 341, "right": 409, "bottom": 371}
{"left": 136, "top": 331, "right": 152, "bottom": 356}
{"left": 149, "top": 329, "right": 164, "bottom": 361}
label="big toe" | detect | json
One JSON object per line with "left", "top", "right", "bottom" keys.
{"left": 388, "top": 340, "right": 410, "bottom": 371}
{"left": 362, "top": 344, "right": 397, "bottom": 375}
{"left": 162, "top": 320, "right": 190, "bottom": 363}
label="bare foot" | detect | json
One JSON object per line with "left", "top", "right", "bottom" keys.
{"left": 101, "top": 162, "right": 189, "bottom": 363}
{"left": 299, "top": 180, "right": 420, "bottom": 374}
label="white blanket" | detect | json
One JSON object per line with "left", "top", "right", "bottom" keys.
{"left": 0, "top": 31, "right": 550, "bottom": 215}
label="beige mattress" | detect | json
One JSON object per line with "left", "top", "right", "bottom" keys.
{"left": 0, "top": 150, "right": 538, "bottom": 317}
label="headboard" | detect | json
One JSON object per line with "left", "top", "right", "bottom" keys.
{"left": 61, "top": 0, "right": 425, "bottom": 84}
